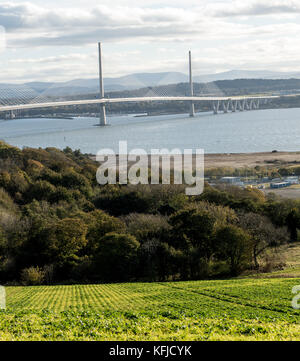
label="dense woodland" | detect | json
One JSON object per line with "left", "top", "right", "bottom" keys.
{"left": 0, "top": 141, "right": 299, "bottom": 285}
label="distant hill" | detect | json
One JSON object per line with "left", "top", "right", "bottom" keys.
{"left": 2, "top": 70, "right": 300, "bottom": 98}
{"left": 104, "top": 78, "right": 300, "bottom": 99}
{"left": 9, "top": 72, "right": 189, "bottom": 97}
{"left": 195, "top": 70, "right": 300, "bottom": 82}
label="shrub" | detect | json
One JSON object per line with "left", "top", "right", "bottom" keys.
{"left": 0, "top": 188, "right": 18, "bottom": 214}
{"left": 28, "top": 180, "right": 56, "bottom": 201}
{"left": 21, "top": 266, "right": 45, "bottom": 286}
{"left": 260, "top": 250, "right": 286, "bottom": 273}
{"left": 43, "top": 264, "right": 55, "bottom": 285}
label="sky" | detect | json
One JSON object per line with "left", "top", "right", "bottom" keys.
{"left": 1, "top": 0, "right": 300, "bottom": 83}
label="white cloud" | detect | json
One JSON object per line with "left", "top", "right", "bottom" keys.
{"left": 0, "top": 2, "right": 258, "bottom": 47}
{"left": 10, "top": 53, "right": 93, "bottom": 64}
{"left": 0, "top": 26, "right": 6, "bottom": 53}
{"left": 209, "top": 0, "right": 300, "bottom": 17}
{"left": 192, "top": 37, "right": 300, "bottom": 73}
{"left": 1, "top": 1, "right": 299, "bottom": 48}
{"left": 1, "top": 1, "right": 300, "bottom": 82}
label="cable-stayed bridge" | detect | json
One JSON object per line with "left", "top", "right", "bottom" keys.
{"left": 0, "top": 43, "right": 298, "bottom": 125}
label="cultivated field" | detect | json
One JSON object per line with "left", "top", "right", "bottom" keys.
{"left": 1, "top": 278, "right": 300, "bottom": 341}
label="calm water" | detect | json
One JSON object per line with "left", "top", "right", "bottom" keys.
{"left": 1, "top": 108, "right": 300, "bottom": 154}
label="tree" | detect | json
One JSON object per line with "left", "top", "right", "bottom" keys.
{"left": 94, "top": 232, "right": 140, "bottom": 281}
{"left": 27, "top": 180, "right": 56, "bottom": 201}
{"left": 60, "top": 170, "right": 89, "bottom": 189}
{"left": 124, "top": 213, "right": 170, "bottom": 243}
{"left": 95, "top": 189, "right": 152, "bottom": 216}
{"left": 170, "top": 207, "right": 216, "bottom": 258}
{"left": 169, "top": 207, "right": 217, "bottom": 279}
{"left": 238, "top": 212, "right": 288, "bottom": 268}
{"left": 87, "top": 210, "right": 125, "bottom": 253}
{"left": 286, "top": 208, "right": 300, "bottom": 242}
{"left": 0, "top": 225, "right": 7, "bottom": 261}
{"left": 215, "top": 225, "right": 252, "bottom": 276}
{"left": 155, "top": 242, "right": 182, "bottom": 281}
{"left": 49, "top": 218, "right": 88, "bottom": 272}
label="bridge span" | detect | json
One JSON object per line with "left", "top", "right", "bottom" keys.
{"left": 1, "top": 43, "right": 299, "bottom": 125}
{"left": 0, "top": 94, "right": 280, "bottom": 112}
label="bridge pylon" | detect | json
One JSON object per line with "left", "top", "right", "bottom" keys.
{"left": 189, "top": 51, "right": 195, "bottom": 117}
{"left": 98, "top": 42, "right": 107, "bottom": 126}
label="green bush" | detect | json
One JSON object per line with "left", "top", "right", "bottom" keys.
{"left": 21, "top": 266, "right": 45, "bottom": 286}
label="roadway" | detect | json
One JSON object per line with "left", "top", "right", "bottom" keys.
{"left": 0, "top": 95, "right": 284, "bottom": 112}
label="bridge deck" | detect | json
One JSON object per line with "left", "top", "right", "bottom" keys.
{"left": 0, "top": 95, "right": 284, "bottom": 112}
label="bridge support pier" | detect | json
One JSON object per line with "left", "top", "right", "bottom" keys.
{"left": 238, "top": 99, "right": 245, "bottom": 111}
{"left": 5, "top": 110, "right": 15, "bottom": 120}
{"left": 231, "top": 100, "right": 238, "bottom": 112}
{"left": 189, "top": 102, "right": 195, "bottom": 117}
{"left": 222, "top": 100, "right": 230, "bottom": 113}
{"left": 99, "top": 104, "right": 107, "bottom": 126}
{"left": 249, "top": 99, "right": 254, "bottom": 110}
{"left": 253, "top": 99, "right": 260, "bottom": 109}
{"left": 213, "top": 100, "right": 220, "bottom": 114}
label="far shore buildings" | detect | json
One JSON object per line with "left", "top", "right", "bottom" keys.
{"left": 218, "top": 175, "right": 300, "bottom": 190}
{"left": 220, "top": 177, "right": 242, "bottom": 184}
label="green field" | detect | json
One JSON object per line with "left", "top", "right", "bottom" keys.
{"left": 0, "top": 278, "right": 300, "bottom": 341}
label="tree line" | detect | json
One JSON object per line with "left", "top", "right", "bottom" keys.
{"left": 0, "top": 141, "right": 299, "bottom": 285}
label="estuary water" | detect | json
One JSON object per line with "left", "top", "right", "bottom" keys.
{"left": 1, "top": 108, "right": 300, "bottom": 154}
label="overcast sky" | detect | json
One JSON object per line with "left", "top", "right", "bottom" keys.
{"left": 1, "top": 0, "right": 300, "bottom": 83}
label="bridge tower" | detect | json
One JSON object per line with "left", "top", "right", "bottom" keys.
{"left": 189, "top": 51, "right": 195, "bottom": 117}
{"left": 98, "top": 42, "right": 107, "bottom": 126}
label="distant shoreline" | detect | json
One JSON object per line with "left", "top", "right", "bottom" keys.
{"left": 1, "top": 116, "right": 74, "bottom": 120}
{"left": 3, "top": 106, "right": 300, "bottom": 121}
{"left": 203, "top": 151, "right": 300, "bottom": 169}
{"left": 91, "top": 150, "right": 300, "bottom": 169}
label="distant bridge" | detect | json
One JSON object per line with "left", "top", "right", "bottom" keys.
{"left": 0, "top": 95, "right": 280, "bottom": 112}
{"left": 0, "top": 43, "right": 299, "bottom": 125}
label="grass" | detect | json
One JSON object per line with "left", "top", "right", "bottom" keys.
{"left": 1, "top": 277, "right": 300, "bottom": 340}
{"left": 247, "top": 243, "right": 300, "bottom": 278}
{"left": 265, "top": 187, "right": 300, "bottom": 199}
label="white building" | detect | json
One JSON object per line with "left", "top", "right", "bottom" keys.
{"left": 285, "top": 176, "right": 299, "bottom": 184}
{"left": 220, "top": 177, "right": 241, "bottom": 184}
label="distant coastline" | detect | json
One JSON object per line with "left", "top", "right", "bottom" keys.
{"left": 91, "top": 150, "right": 300, "bottom": 169}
